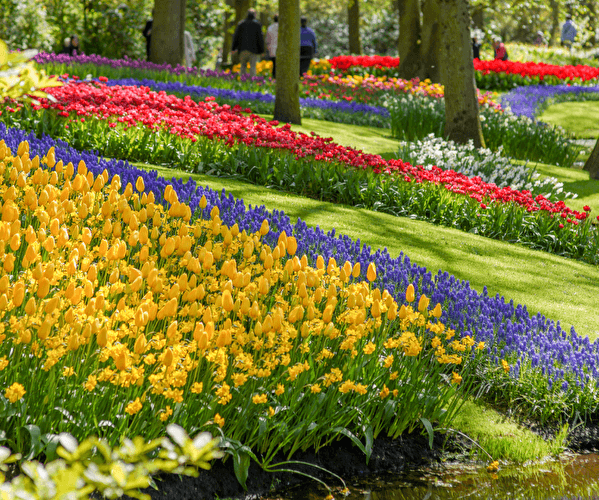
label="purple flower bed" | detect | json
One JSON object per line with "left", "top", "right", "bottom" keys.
{"left": 100, "top": 78, "right": 391, "bottom": 119}
{"left": 1, "top": 122, "right": 598, "bottom": 413}
{"left": 501, "top": 84, "right": 599, "bottom": 119}
{"left": 33, "top": 52, "right": 266, "bottom": 84}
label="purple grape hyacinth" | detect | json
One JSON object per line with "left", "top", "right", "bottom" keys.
{"left": 502, "top": 84, "right": 599, "bottom": 120}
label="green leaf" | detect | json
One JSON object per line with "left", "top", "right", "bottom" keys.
{"left": 331, "top": 426, "right": 366, "bottom": 456}
{"left": 233, "top": 451, "right": 250, "bottom": 490}
{"left": 22, "top": 424, "right": 43, "bottom": 461}
{"left": 420, "top": 417, "right": 435, "bottom": 449}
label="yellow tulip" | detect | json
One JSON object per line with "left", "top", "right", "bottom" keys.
{"left": 287, "top": 236, "right": 298, "bottom": 255}
{"left": 133, "top": 334, "right": 147, "bottom": 354}
{"left": 418, "top": 294, "right": 430, "bottom": 313}
{"left": 135, "top": 176, "right": 145, "bottom": 193}
{"left": 432, "top": 303, "right": 443, "bottom": 318}
{"left": 24, "top": 297, "right": 36, "bottom": 316}
{"left": 387, "top": 301, "right": 398, "bottom": 321}
{"left": 12, "top": 282, "right": 25, "bottom": 307}
{"left": 162, "top": 349, "right": 174, "bottom": 367}
{"left": 406, "top": 284, "right": 415, "bottom": 302}
{"left": 367, "top": 262, "right": 377, "bottom": 282}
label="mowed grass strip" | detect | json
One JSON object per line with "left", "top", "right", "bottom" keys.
{"left": 141, "top": 164, "right": 599, "bottom": 341}
{"left": 539, "top": 101, "right": 599, "bottom": 139}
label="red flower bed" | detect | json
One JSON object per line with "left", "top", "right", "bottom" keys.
{"left": 473, "top": 59, "right": 599, "bottom": 82}
{"left": 29, "top": 81, "right": 587, "bottom": 224}
{"left": 328, "top": 55, "right": 400, "bottom": 71}
{"left": 323, "top": 55, "right": 599, "bottom": 83}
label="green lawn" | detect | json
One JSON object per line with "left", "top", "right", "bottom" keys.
{"left": 539, "top": 101, "right": 599, "bottom": 138}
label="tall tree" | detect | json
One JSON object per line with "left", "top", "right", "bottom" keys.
{"left": 436, "top": 0, "right": 485, "bottom": 147}
{"left": 348, "top": 0, "right": 362, "bottom": 54}
{"left": 397, "top": 0, "right": 421, "bottom": 79}
{"left": 274, "top": 0, "right": 301, "bottom": 124}
{"left": 419, "top": 0, "right": 441, "bottom": 83}
{"left": 151, "top": 0, "right": 187, "bottom": 66}
{"left": 583, "top": 141, "right": 599, "bottom": 179}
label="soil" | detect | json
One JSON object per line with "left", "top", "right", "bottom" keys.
{"left": 123, "top": 419, "right": 599, "bottom": 500}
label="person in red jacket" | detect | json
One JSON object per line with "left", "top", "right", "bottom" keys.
{"left": 492, "top": 37, "right": 508, "bottom": 61}
{"left": 231, "top": 9, "right": 265, "bottom": 77}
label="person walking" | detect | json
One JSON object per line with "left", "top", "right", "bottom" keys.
{"left": 300, "top": 16, "right": 317, "bottom": 76}
{"left": 561, "top": 14, "right": 577, "bottom": 49}
{"left": 231, "top": 8, "right": 265, "bottom": 77}
{"left": 266, "top": 14, "right": 278, "bottom": 78}
{"left": 184, "top": 30, "right": 196, "bottom": 68}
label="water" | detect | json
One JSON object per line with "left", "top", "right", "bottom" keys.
{"left": 270, "top": 453, "right": 599, "bottom": 500}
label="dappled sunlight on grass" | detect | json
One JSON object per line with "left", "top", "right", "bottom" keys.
{"left": 540, "top": 101, "right": 599, "bottom": 139}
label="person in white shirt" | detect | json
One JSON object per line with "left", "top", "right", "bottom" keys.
{"left": 266, "top": 14, "right": 278, "bottom": 78}
{"left": 184, "top": 30, "right": 196, "bottom": 68}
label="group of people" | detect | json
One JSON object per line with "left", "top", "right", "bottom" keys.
{"left": 231, "top": 9, "right": 317, "bottom": 78}
{"left": 471, "top": 36, "right": 508, "bottom": 61}
{"left": 61, "top": 35, "right": 80, "bottom": 56}
{"left": 472, "top": 14, "right": 578, "bottom": 62}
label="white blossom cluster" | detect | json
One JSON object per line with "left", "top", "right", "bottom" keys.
{"left": 397, "top": 134, "right": 575, "bottom": 201}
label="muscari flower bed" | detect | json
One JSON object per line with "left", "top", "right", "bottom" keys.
{"left": 501, "top": 84, "right": 599, "bottom": 120}
{"left": 0, "top": 122, "right": 483, "bottom": 472}
{"left": 3, "top": 80, "right": 597, "bottom": 266}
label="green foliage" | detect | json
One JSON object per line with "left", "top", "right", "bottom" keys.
{"left": 82, "top": 1, "right": 148, "bottom": 60}
{"left": 386, "top": 94, "right": 581, "bottom": 168}
{"left": 0, "top": 425, "right": 223, "bottom": 499}
{"left": 187, "top": 0, "right": 228, "bottom": 67}
{"left": 0, "top": 0, "right": 54, "bottom": 52}
{"left": 0, "top": 40, "right": 62, "bottom": 103}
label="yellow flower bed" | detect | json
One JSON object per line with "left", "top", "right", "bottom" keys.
{"left": 0, "top": 140, "right": 482, "bottom": 462}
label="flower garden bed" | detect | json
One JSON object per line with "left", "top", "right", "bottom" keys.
{"left": 2, "top": 50, "right": 599, "bottom": 498}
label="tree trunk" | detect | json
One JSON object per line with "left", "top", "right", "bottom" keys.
{"left": 397, "top": 0, "right": 422, "bottom": 79}
{"left": 419, "top": 0, "right": 441, "bottom": 83}
{"left": 230, "top": 0, "right": 250, "bottom": 65}
{"left": 549, "top": 0, "right": 560, "bottom": 46}
{"left": 583, "top": 139, "right": 599, "bottom": 179}
{"left": 274, "top": 0, "right": 301, "bottom": 124}
{"left": 151, "top": 0, "right": 186, "bottom": 66}
{"left": 348, "top": 0, "right": 362, "bottom": 55}
{"left": 437, "top": 0, "right": 485, "bottom": 148}
{"left": 471, "top": 6, "right": 483, "bottom": 29}
{"left": 222, "top": 0, "right": 236, "bottom": 65}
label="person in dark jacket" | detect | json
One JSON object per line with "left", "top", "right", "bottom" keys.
{"left": 472, "top": 37, "right": 481, "bottom": 60}
{"left": 300, "top": 16, "right": 317, "bottom": 76}
{"left": 231, "top": 9, "right": 265, "bottom": 77}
